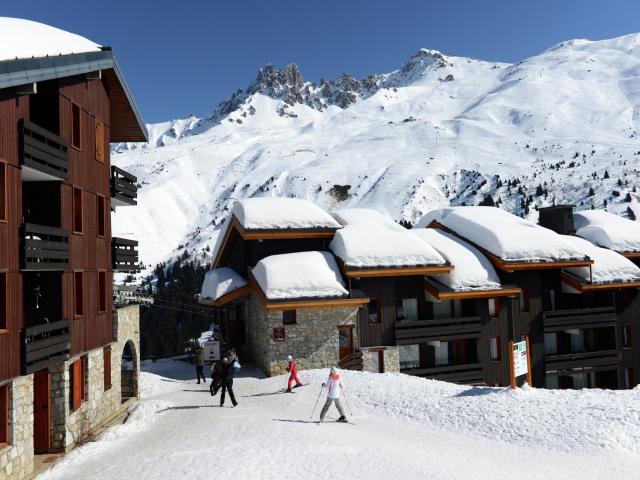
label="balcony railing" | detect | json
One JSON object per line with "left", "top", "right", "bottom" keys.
{"left": 545, "top": 349, "right": 618, "bottom": 373}
{"left": 112, "top": 237, "right": 139, "bottom": 272}
{"left": 23, "top": 319, "right": 71, "bottom": 374}
{"left": 19, "top": 119, "right": 68, "bottom": 181}
{"left": 402, "top": 363, "right": 484, "bottom": 384}
{"left": 338, "top": 351, "right": 363, "bottom": 371}
{"left": 111, "top": 166, "right": 137, "bottom": 206}
{"left": 543, "top": 307, "right": 616, "bottom": 332}
{"left": 21, "top": 223, "right": 69, "bottom": 271}
{"left": 395, "top": 316, "right": 482, "bottom": 345}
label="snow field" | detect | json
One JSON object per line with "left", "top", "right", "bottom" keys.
{"left": 37, "top": 359, "right": 640, "bottom": 480}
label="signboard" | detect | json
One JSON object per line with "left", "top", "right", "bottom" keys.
{"left": 273, "top": 327, "right": 285, "bottom": 342}
{"left": 512, "top": 341, "right": 528, "bottom": 377}
{"left": 202, "top": 340, "right": 220, "bottom": 362}
{"left": 509, "top": 336, "right": 532, "bottom": 388}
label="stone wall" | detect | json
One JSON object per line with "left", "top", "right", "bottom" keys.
{"left": 245, "top": 293, "right": 359, "bottom": 376}
{"left": 50, "top": 305, "right": 140, "bottom": 451}
{"left": 361, "top": 346, "right": 400, "bottom": 373}
{"left": 0, "top": 375, "right": 34, "bottom": 480}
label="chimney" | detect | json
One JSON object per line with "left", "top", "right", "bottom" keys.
{"left": 538, "top": 205, "right": 576, "bottom": 235}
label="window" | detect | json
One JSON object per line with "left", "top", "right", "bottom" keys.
{"left": 95, "top": 120, "right": 105, "bottom": 162}
{"left": 623, "top": 326, "right": 632, "bottom": 348}
{"left": 519, "top": 289, "right": 530, "bottom": 312}
{"left": 70, "top": 357, "right": 87, "bottom": 411}
{"left": 488, "top": 298, "right": 501, "bottom": 319}
{"left": 104, "top": 347, "right": 112, "bottom": 391}
{"left": 399, "top": 344, "right": 420, "bottom": 370}
{"left": 396, "top": 298, "right": 418, "bottom": 321}
{"left": 71, "top": 103, "right": 81, "bottom": 149}
{"left": 0, "top": 384, "right": 8, "bottom": 447}
{"left": 489, "top": 337, "right": 501, "bottom": 361}
{"left": 96, "top": 195, "right": 106, "bottom": 237}
{"left": 282, "top": 310, "right": 296, "bottom": 325}
{"left": 544, "top": 332, "right": 558, "bottom": 354}
{"left": 0, "top": 273, "right": 6, "bottom": 331}
{"left": 432, "top": 300, "right": 452, "bottom": 319}
{"left": 371, "top": 349, "right": 384, "bottom": 373}
{"left": 0, "top": 161, "right": 6, "bottom": 222}
{"left": 433, "top": 341, "right": 450, "bottom": 366}
{"left": 368, "top": 298, "right": 380, "bottom": 323}
{"left": 73, "top": 187, "right": 83, "bottom": 234}
{"left": 98, "top": 271, "right": 107, "bottom": 313}
{"left": 74, "top": 271, "right": 84, "bottom": 317}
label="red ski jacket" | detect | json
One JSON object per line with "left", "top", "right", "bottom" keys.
{"left": 287, "top": 360, "right": 298, "bottom": 375}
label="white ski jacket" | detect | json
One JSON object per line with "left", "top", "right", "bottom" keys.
{"left": 326, "top": 374, "right": 343, "bottom": 399}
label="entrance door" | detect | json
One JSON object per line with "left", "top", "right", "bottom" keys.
{"left": 371, "top": 349, "right": 385, "bottom": 373}
{"left": 33, "top": 370, "right": 51, "bottom": 453}
{"left": 338, "top": 326, "right": 353, "bottom": 360}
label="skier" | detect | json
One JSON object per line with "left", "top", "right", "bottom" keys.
{"left": 220, "top": 350, "right": 239, "bottom": 407}
{"left": 209, "top": 359, "right": 224, "bottom": 396}
{"left": 195, "top": 346, "right": 206, "bottom": 384}
{"left": 286, "top": 354, "right": 303, "bottom": 392}
{"left": 319, "top": 366, "right": 347, "bottom": 423}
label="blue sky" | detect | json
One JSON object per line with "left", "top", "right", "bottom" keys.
{"left": 4, "top": 1, "right": 638, "bottom": 123}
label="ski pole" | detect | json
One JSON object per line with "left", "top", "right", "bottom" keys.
{"left": 341, "top": 387, "right": 353, "bottom": 415}
{"left": 310, "top": 384, "right": 324, "bottom": 419}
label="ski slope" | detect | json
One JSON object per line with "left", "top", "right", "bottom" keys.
{"left": 37, "top": 359, "right": 640, "bottom": 480}
{"left": 111, "top": 33, "right": 640, "bottom": 274}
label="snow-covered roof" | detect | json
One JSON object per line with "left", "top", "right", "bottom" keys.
{"left": 252, "top": 251, "right": 348, "bottom": 300}
{"left": 561, "top": 235, "right": 640, "bottom": 285}
{"left": 0, "top": 17, "right": 101, "bottom": 62}
{"left": 232, "top": 198, "right": 341, "bottom": 230}
{"left": 574, "top": 210, "right": 640, "bottom": 254}
{"left": 330, "top": 225, "right": 446, "bottom": 268}
{"left": 412, "top": 229, "right": 501, "bottom": 291}
{"left": 415, "top": 207, "right": 588, "bottom": 263}
{"left": 331, "top": 208, "right": 405, "bottom": 231}
{"left": 200, "top": 267, "right": 248, "bottom": 302}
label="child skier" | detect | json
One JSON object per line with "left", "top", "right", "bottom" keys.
{"left": 286, "top": 354, "right": 303, "bottom": 392}
{"left": 319, "top": 366, "right": 347, "bottom": 423}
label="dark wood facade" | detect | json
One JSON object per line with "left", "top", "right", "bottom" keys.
{"left": 0, "top": 72, "right": 135, "bottom": 382}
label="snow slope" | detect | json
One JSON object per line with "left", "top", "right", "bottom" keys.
{"left": 37, "top": 359, "right": 640, "bottom": 480}
{"left": 111, "top": 33, "right": 640, "bottom": 273}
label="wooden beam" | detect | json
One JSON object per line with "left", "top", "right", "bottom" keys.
{"left": 340, "top": 261, "right": 453, "bottom": 278}
{"left": 425, "top": 220, "right": 593, "bottom": 272}
{"left": 560, "top": 271, "right": 640, "bottom": 292}
{"left": 424, "top": 278, "right": 521, "bottom": 300}
{"left": 622, "top": 252, "right": 640, "bottom": 259}
{"left": 198, "top": 284, "right": 252, "bottom": 307}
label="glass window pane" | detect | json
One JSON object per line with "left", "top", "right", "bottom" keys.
{"left": 402, "top": 298, "right": 418, "bottom": 321}
{"left": 399, "top": 345, "right": 420, "bottom": 369}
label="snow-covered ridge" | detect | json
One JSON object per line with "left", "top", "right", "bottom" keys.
{"left": 111, "top": 32, "right": 640, "bottom": 272}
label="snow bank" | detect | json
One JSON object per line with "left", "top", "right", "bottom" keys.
{"left": 200, "top": 267, "right": 247, "bottom": 302}
{"left": 575, "top": 210, "right": 640, "bottom": 253}
{"left": 252, "top": 251, "right": 348, "bottom": 300}
{"left": 412, "top": 229, "right": 501, "bottom": 291}
{"left": 0, "top": 17, "right": 101, "bottom": 62}
{"left": 232, "top": 197, "right": 341, "bottom": 230}
{"left": 416, "top": 207, "right": 588, "bottom": 263}
{"left": 561, "top": 235, "right": 640, "bottom": 284}
{"left": 330, "top": 225, "right": 446, "bottom": 268}
{"left": 331, "top": 207, "right": 405, "bottom": 231}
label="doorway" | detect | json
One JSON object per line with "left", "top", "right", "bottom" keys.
{"left": 33, "top": 370, "right": 51, "bottom": 453}
{"left": 338, "top": 326, "right": 353, "bottom": 360}
{"left": 371, "top": 349, "right": 385, "bottom": 373}
{"left": 121, "top": 340, "right": 138, "bottom": 401}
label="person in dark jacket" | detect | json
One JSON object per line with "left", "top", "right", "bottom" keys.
{"left": 195, "top": 347, "right": 207, "bottom": 384}
{"left": 210, "top": 359, "right": 224, "bottom": 396}
{"left": 220, "top": 354, "right": 238, "bottom": 407}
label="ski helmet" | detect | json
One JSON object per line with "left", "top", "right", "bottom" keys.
{"left": 287, "top": 355, "right": 293, "bottom": 361}
{"left": 330, "top": 366, "right": 337, "bottom": 375}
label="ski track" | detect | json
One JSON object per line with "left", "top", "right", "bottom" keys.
{"left": 36, "top": 360, "right": 640, "bottom": 480}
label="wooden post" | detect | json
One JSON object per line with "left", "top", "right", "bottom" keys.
{"left": 525, "top": 335, "right": 533, "bottom": 387}
{"left": 508, "top": 340, "right": 516, "bottom": 389}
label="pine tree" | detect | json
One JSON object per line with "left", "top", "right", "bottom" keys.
{"left": 627, "top": 206, "right": 636, "bottom": 221}
{"left": 588, "top": 186, "right": 595, "bottom": 196}
{"left": 603, "top": 170, "right": 610, "bottom": 179}
{"left": 478, "top": 194, "right": 495, "bottom": 207}
{"left": 625, "top": 192, "right": 632, "bottom": 202}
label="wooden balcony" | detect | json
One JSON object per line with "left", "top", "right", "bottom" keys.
{"left": 338, "top": 351, "right": 363, "bottom": 371}
{"left": 21, "top": 223, "right": 69, "bottom": 271}
{"left": 112, "top": 237, "right": 139, "bottom": 272}
{"left": 395, "top": 316, "right": 482, "bottom": 345}
{"left": 111, "top": 166, "right": 137, "bottom": 206}
{"left": 19, "top": 119, "right": 68, "bottom": 182}
{"left": 23, "top": 319, "right": 71, "bottom": 374}
{"left": 402, "top": 363, "right": 484, "bottom": 384}
{"left": 545, "top": 349, "right": 619, "bottom": 374}
{"left": 543, "top": 307, "right": 617, "bottom": 332}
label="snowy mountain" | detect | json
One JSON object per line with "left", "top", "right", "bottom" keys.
{"left": 111, "top": 33, "right": 640, "bottom": 273}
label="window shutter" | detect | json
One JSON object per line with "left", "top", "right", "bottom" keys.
{"left": 72, "top": 360, "right": 82, "bottom": 411}
{"left": 104, "top": 347, "right": 112, "bottom": 390}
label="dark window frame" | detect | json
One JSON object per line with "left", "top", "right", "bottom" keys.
{"left": 0, "top": 273, "right": 6, "bottom": 332}
{"left": 0, "top": 384, "right": 8, "bottom": 447}
{"left": 282, "top": 310, "right": 296, "bottom": 325}
{"left": 98, "top": 270, "right": 107, "bottom": 313}
{"left": 71, "top": 102, "right": 81, "bottom": 150}
{"left": 74, "top": 271, "right": 84, "bottom": 318}
{"left": 103, "top": 346, "right": 112, "bottom": 391}
{"left": 489, "top": 336, "right": 502, "bottom": 361}
{"left": 368, "top": 296, "right": 381, "bottom": 324}
{"left": 72, "top": 187, "right": 83, "bottom": 235}
{"left": 0, "top": 160, "right": 6, "bottom": 223}
{"left": 96, "top": 194, "right": 106, "bottom": 238}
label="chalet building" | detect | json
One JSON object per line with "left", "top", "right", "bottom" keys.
{"left": 0, "top": 19, "right": 145, "bottom": 479}
{"left": 200, "top": 199, "right": 640, "bottom": 392}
